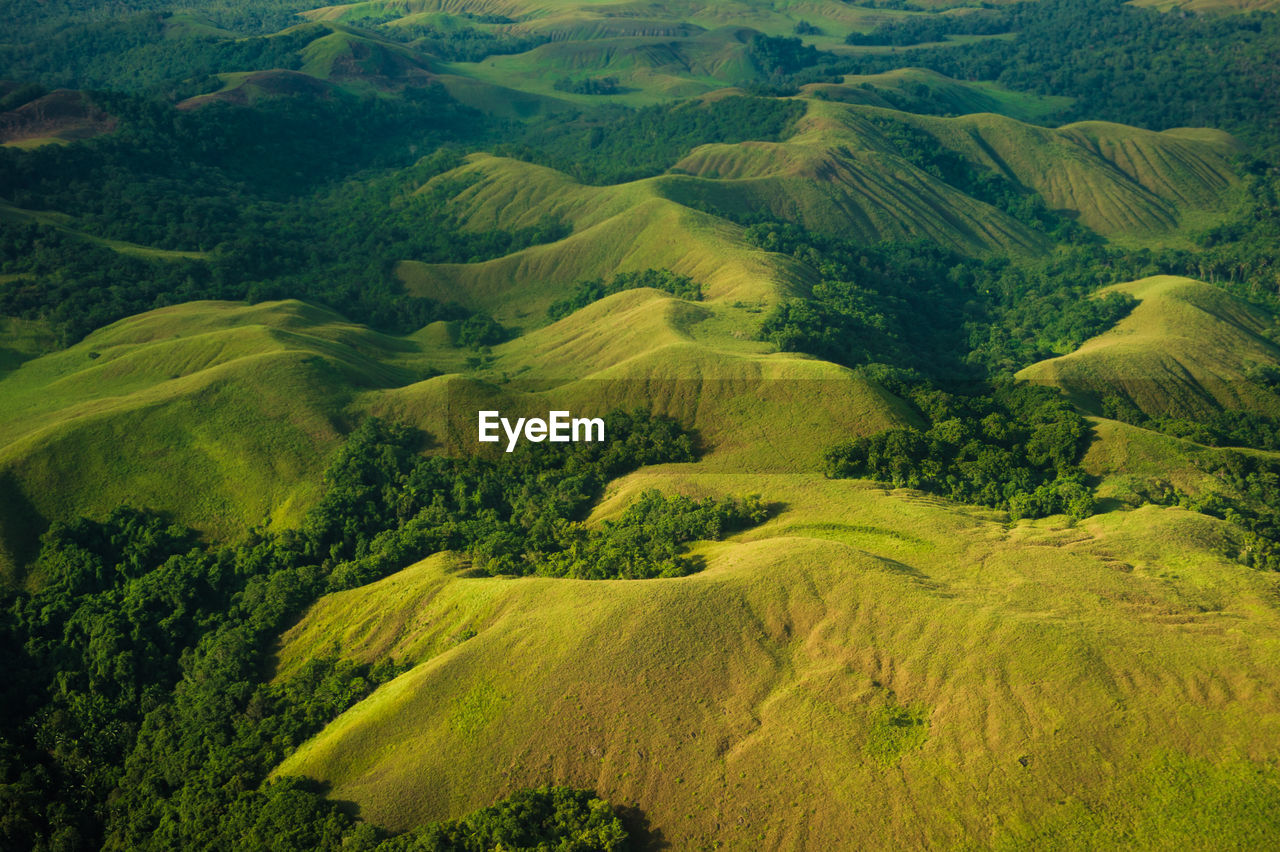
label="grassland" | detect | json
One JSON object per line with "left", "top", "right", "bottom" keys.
{"left": 277, "top": 0, "right": 1027, "bottom": 110}
{"left": 0, "top": 280, "right": 919, "bottom": 582}
{"left": 0, "top": 87, "right": 1250, "bottom": 580}
{"left": 0, "top": 300, "right": 430, "bottom": 580}
{"left": 803, "top": 67, "right": 1076, "bottom": 123}
{"left": 1018, "top": 276, "right": 1280, "bottom": 420}
{"left": 393, "top": 97, "right": 1239, "bottom": 307}
{"left": 273, "top": 470, "right": 1280, "bottom": 849}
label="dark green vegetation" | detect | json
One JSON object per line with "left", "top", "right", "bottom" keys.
{"left": 745, "top": 211, "right": 1280, "bottom": 524}
{"left": 499, "top": 96, "right": 806, "bottom": 185}
{"left": 0, "top": 409, "right": 710, "bottom": 849}
{"left": 553, "top": 76, "right": 626, "bottom": 96}
{"left": 747, "top": 222, "right": 1114, "bottom": 519}
{"left": 374, "top": 787, "right": 626, "bottom": 852}
{"left": 845, "top": 10, "right": 1012, "bottom": 47}
{"left": 379, "top": 22, "right": 551, "bottom": 63}
{"left": 548, "top": 269, "right": 702, "bottom": 321}
{"left": 539, "top": 490, "right": 769, "bottom": 579}
{"left": 747, "top": 223, "right": 1137, "bottom": 378}
{"left": 838, "top": 0, "right": 1280, "bottom": 153}
{"left": 0, "top": 103, "right": 554, "bottom": 340}
{"left": 825, "top": 380, "right": 1095, "bottom": 521}
{"left": 320, "top": 411, "right": 766, "bottom": 587}
{"left": 0, "top": 93, "right": 801, "bottom": 345}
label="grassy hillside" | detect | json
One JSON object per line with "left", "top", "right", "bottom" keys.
{"left": 805, "top": 103, "right": 1240, "bottom": 244}
{"left": 1018, "top": 276, "right": 1280, "bottom": 420}
{"left": 274, "top": 471, "right": 1280, "bottom": 849}
{"left": 0, "top": 283, "right": 921, "bottom": 581}
{"left": 394, "top": 152, "right": 815, "bottom": 321}
{"left": 802, "top": 67, "right": 1075, "bottom": 123}
{"left": 392, "top": 97, "right": 1239, "bottom": 314}
{"left": 0, "top": 89, "right": 116, "bottom": 149}
{"left": 0, "top": 300, "right": 431, "bottom": 581}
{"left": 369, "top": 287, "right": 915, "bottom": 469}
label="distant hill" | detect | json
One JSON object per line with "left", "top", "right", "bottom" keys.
{"left": 0, "top": 88, "right": 115, "bottom": 149}
{"left": 1019, "top": 276, "right": 1280, "bottom": 420}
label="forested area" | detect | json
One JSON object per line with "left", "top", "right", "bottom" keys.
{"left": 844, "top": 9, "right": 1012, "bottom": 46}
{"left": 0, "top": 97, "right": 554, "bottom": 340}
{"left": 824, "top": 378, "right": 1095, "bottom": 520}
{"left": 745, "top": 222, "right": 1139, "bottom": 379}
{"left": 0, "top": 90, "right": 806, "bottom": 343}
{"left": 497, "top": 96, "right": 806, "bottom": 185}
{"left": 0, "top": 409, "right": 726, "bottom": 850}
{"left": 836, "top": 0, "right": 1280, "bottom": 154}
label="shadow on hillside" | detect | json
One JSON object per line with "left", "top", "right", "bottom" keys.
{"left": 0, "top": 470, "right": 46, "bottom": 583}
{"left": 616, "top": 804, "right": 669, "bottom": 851}
{"left": 763, "top": 500, "right": 789, "bottom": 521}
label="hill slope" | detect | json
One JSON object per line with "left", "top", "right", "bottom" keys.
{"left": 394, "top": 152, "right": 816, "bottom": 322}
{"left": 1018, "top": 276, "right": 1280, "bottom": 419}
{"left": 0, "top": 300, "right": 426, "bottom": 580}
{"left": 0, "top": 286, "right": 918, "bottom": 579}
{"left": 370, "top": 287, "right": 914, "bottom": 470}
{"left": 663, "top": 101, "right": 1239, "bottom": 244}
{"left": 274, "top": 472, "right": 1280, "bottom": 849}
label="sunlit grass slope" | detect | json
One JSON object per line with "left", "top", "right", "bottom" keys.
{"left": 302, "top": 0, "right": 999, "bottom": 103}
{"left": 1018, "top": 276, "right": 1280, "bottom": 420}
{"left": 0, "top": 283, "right": 918, "bottom": 579}
{"left": 395, "top": 153, "right": 815, "bottom": 323}
{"left": 393, "top": 99, "right": 1239, "bottom": 311}
{"left": 368, "top": 287, "right": 915, "bottom": 470}
{"left": 0, "top": 300, "right": 432, "bottom": 582}
{"left": 275, "top": 471, "right": 1280, "bottom": 849}
{"left": 665, "top": 100, "right": 1239, "bottom": 245}
{"left": 802, "top": 68, "right": 1075, "bottom": 123}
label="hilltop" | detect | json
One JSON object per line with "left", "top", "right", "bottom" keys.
{"left": 0, "top": 300, "right": 421, "bottom": 578}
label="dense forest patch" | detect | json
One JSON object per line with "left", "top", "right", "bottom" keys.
{"left": 497, "top": 96, "right": 806, "bottom": 185}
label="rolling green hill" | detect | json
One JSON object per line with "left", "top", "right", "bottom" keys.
{"left": 369, "top": 287, "right": 915, "bottom": 469}
{"left": 0, "top": 283, "right": 919, "bottom": 581}
{"left": 1018, "top": 276, "right": 1280, "bottom": 420}
{"left": 801, "top": 67, "right": 1075, "bottom": 123}
{"left": 0, "top": 300, "right": 428, "bottom": 580}
{"left": 6, "top": 1, "right": 1280, "bottom": 846}
{"left": 393, "top": 97, "right": 1239, "bottom": 305}
{"left": 393, "top": 152, "right": 816, "bottom": 321}
{"left": 273, "top": 470, "right": 1280, "bottom": 849}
